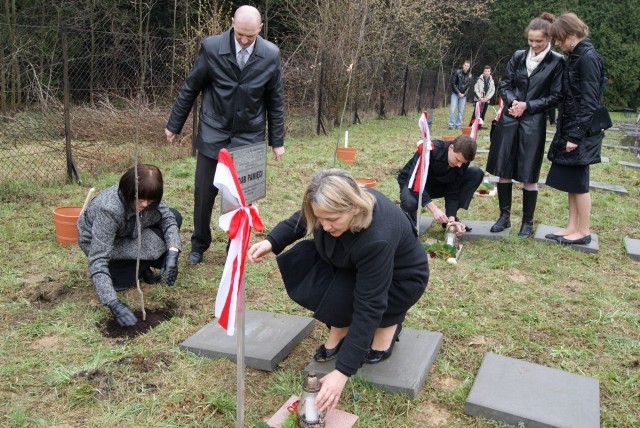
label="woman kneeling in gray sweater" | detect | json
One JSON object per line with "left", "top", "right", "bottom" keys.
{"left": 78, "top": 164, "right": 182, "bottom": 326}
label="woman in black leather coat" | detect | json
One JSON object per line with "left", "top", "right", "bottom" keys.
{"left": 486, "top": 13, "right": 564, "bottom": 237}
{"left": 545, "top": 13, "right": 605, "bottom": 246}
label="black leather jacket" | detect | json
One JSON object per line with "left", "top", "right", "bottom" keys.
{"left": 548, "top": 39, "right": 605, "bottom": 165}
{"left": 166, "top": 28, "right": 285, "bottom": 159}
{"left": 450, "top": 68, "right": 472, "bottom": 96}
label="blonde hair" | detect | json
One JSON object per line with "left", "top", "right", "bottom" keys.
{"left": 301, "top": 169, "right": 375, "bottom": 235}
{"left": 548, "top": 12, "right": 589, "bottom": 41}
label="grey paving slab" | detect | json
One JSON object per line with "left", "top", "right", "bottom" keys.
{"left": 537, "top": 178, "right": 627, "bottom": 194}
{"left": 459, "top": 220, "right": 511, "bottom": 241}
{"left": 180, "top": 310, "right": 315, "bottom": 371}
{"left": 624, "top": 236, "right": 640, "bottom": 262}
{"left": 418, "top": 216, "right": 434, "bottom": 234}
{"left": 534, "top": 224, "right": 599, "bottom": 254}
{"left": 305, "top": 328, "right": 443, "bottom": 398}
{"left": 465, "top": 352, "right": 600, "bottom": 428}
{"left": 589, "top": 180, "right": 628, "bottom": 195}
{"left": 618, "top": 160, "right": 640, "bottom": 169}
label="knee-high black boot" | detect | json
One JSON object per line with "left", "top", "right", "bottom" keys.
{"left": 518, "top": 189, "right": 538, "bottom": 237}
{"left": 490, "top": 182, "right": 512, "bottom": 232}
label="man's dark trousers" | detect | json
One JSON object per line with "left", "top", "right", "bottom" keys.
{"left": 400, "top": 166, "right": 484, "bottom": 223}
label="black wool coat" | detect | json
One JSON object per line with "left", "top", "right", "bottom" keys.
{"left": 266, "top": 190, "right": 429, "bottom": 376}
{"left": 486, "top": 48, "right": 564, "bottom": 182}
{"left": 166, "top": 28, "right": 285, "bottom": 159}
{"left": 548, "top": 39, "right": 605, "bottom": 166}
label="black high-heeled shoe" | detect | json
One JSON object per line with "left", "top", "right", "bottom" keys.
{"left": 364, "top": 324, "right": 402, "bottom": 364}
{"left": 313, "top": 338, "right": 345, "bottom": 362}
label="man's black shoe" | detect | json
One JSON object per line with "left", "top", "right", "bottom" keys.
{"left": 188, "top": 251, "right": 203, "bottom": 265}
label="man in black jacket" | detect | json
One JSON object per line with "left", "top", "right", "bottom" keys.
{"left": 165, "top": 5, "right": 285, "bottom": 265}
{"left": 398, "top": 135, "right": 483, "bottom": 232}
{"left": 448, "top": 60, "right": 472, "bottom": 129}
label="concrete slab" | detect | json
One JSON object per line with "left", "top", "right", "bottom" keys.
{"left": 304, "top": 328, "right": 443, "bottom": 398}
{"left": 623, "top": 237, "right": 640, "bottom": 262}
{"left": 537, "top": 178, "right": 627, "bottom": 194}
{"left": 418, "top": 216, "right": 434, "bottom": 234}
{"left": 589, "top": 180, "right": 628, "bottom": 195}
{"left": 267, "top": 395, "right": 358, "bottom": 428}
{"left": 534, "top": 224, "right": 599, "bottom": 254}
{"left": 459, "top": 220, "right": 511, "bottom": 241}
{"left": 180, "top": 310, "right": 315, "bottom": 371}
{"left": 618, "top": 160, "right": 640, "bottom": 169}
{"left": 464, "top": 352, "right": 600, "bottom": 428}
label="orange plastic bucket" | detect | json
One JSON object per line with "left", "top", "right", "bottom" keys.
{"left": 355, "top": 178, "right": 377, "bottom": 188}
{"left": 53, "top": 206, "right": 81, "bottom": 245}
{"left": 336, "top": 147, "right": 357, "bottom": 164}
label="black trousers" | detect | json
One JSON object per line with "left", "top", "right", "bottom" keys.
{"left": 108, "top": 208, "right": 182, "bottom": 291}
{"left": 400, "top": 166, "right": 484, "bottom": 223}
{"left": 192, "top": 152, "right": 220, "bottom": 254}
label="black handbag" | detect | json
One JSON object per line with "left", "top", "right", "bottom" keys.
{"left": 588, "top": 105, "right": 612, "bottom": 135}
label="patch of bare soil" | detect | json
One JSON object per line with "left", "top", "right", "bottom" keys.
{"left": 74, "top": 368, "right": 114, "bottom": 398}
{"left": 30, "top": 334, "right": 71, "bottom": 350}
{"left": 100, "top": 306, "right": 175, "bottom": 339}
{"left": 436, "top": 376, "right": 462, "bottom": 392}
{"left": 18, "top": 276, "right": 68, "bottom": 303}
{"left": 414, "top": 401, "right": 453, "bottom": 427}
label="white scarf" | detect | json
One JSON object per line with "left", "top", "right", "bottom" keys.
{"left": 526, "top": 43, "right": 551, "bottom": 76}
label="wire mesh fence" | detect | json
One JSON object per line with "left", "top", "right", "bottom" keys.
{"left": 0, "top": 23, "right": 448, "bottom": 185}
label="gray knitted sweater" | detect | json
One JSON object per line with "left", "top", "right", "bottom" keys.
{"left": 77, "top": 185, "right": 181, "bottom": 304}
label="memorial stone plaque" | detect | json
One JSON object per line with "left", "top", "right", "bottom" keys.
{"left": 221, "top": 141, "right": 267, "bottom": 213}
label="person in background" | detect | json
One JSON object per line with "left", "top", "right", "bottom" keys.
{"left": 397, "top": 135, "right": 483, "bottom": 235}
{"left": 247, "top": 169, "right": 428, "bottom": 414}
{"left": 486, "top": 13, "right": 564, "bottom": 237}
{"left": 469, "top": 65, "right": 496, "bottom": 127}
{"left": 545, "top": 13, "right": 606, "bottom": 246}
{"left": 448, "top": 60, "right": 472, "bottom": 129}
{"left": 164, "top": 5, "right": 285, "bottom": 266}
{"left": 77, "top": 164, "right": 181, "bottom": 327}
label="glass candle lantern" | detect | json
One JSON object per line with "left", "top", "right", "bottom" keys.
{"left": 298, "top": 371, "right": 324, "bottom": 427}
{"left": 444, "top": 223, "right": 458, "bottom": 248}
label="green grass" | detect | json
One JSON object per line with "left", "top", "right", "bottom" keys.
{"left": 0, "top": 107, "right": 639, "bottom": 427}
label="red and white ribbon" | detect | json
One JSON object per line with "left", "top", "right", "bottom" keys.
{"left": 408, "top": 111, "right": 434, "bottom": 192}
{"left": 213, "top": 149, "right": 264, "bottom": 335}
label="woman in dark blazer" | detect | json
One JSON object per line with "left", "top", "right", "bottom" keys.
{"left": 545, "top": 13, "right": 605, "bottom": 245}
{"left": 486, "top": 13, "right": 564, "bottom": 237}
{"left": 247, "top": 169, "right": 428, "bottom": 413}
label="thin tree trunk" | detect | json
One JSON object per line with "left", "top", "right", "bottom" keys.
{"left": 89, "top": 0, "right": 96, "bottom": 105}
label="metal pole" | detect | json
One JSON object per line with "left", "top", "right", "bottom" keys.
{"left": 236, "top": 279, "right": 245, "bottom": 428}
{"left": 415, "top": 139, "right": 428, "bottom": 235}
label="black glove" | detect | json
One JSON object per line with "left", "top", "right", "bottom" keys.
{"left": 163, "top": 250, "right": 180, "bottom": 286}
{"left": 107, "top": 299, "right": 137, "bottom": 327}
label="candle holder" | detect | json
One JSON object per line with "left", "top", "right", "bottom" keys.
{"left": 444, "top": 223, "right": 458, "bottom": 248}
{"left": 298, "top": 371, "right": 325, "bottom": 428}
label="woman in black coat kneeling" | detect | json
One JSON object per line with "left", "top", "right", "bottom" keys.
{"left": 247, "top": 169, "right": 429, "bottom": 414}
